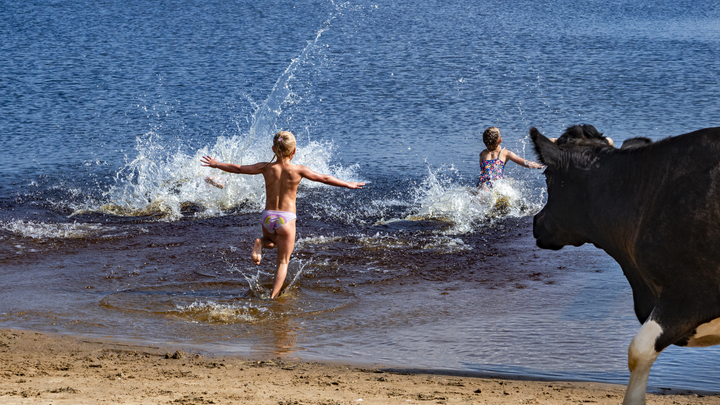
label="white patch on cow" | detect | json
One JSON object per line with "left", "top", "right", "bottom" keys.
{"left": 624, "top": 319, "right": 663, "bottom": 405}
{"left": 687, "top": 317, "right": 720, "bottom": 347}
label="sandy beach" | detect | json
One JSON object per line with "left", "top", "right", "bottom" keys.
{"left": 1, "top": 328, "right": 718, "bottom": 405}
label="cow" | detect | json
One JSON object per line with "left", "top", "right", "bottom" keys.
{"left": 530, "top": 124, "right": 720, "bottom": 405}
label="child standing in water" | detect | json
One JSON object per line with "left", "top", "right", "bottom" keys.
{"left": 201, "top": 131, "right": 364, "bottom": 299}
{"left": 478, "top": 126, "right": 543, "bottom": 189}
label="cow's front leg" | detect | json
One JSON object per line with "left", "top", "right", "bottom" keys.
{"left": 623, "top": 318, "right": 663, "bottom": 405}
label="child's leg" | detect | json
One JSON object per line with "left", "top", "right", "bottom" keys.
{"left": 252, "top": 227, "right": 277, "bottom": 265}
{"left": 270, "top": 220, "right": 296, "bottom": 299}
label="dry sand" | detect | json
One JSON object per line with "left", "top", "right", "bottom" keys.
{"left": 1, "top": 328, "right": 718, "bottom": 404}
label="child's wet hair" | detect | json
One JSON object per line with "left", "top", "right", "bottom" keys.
{"left": 483, "top": 127, "right": 501, "bottom": 150}
{"left": 273, "top": 131, "right": 296, "bottom": 159}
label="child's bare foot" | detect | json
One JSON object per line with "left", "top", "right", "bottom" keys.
{"left": 252, "top": 238, "right": 263, "bottom": 265}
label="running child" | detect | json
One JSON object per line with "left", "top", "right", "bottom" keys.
{"left": 200, "top": 131, "right": 364, "bottom": 299}
{"left": 478, "top": 126, "right": 543, "bottom": 189}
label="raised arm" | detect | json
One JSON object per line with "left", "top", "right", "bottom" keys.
{"left": 298, "top": 166, "right": 364, "bottom": 189}
{"left": 200, "top": 155, "right": 267, "bottom": 175}
{"left": 504, "top": 150, "right": 544, "bottom": 169}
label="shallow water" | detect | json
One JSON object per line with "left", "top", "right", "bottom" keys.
{"left": 2, "top": 0, "right": 720, "bottom": 393}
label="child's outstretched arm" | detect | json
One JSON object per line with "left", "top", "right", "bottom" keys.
{"left": 200, "top": 155, "right": 267, "bottom": 175}
{"left": 298, "top": 166, "right": 364, "bottom": 189}
{"left": 505, "top": 151, "right": 544, "bottom": 169}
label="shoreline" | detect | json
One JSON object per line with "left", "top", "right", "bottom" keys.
{"left": 2, "top": 328, "right": 719, "bottom": 404}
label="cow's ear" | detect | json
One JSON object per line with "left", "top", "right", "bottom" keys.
{"left": 530, "top": 127, "right": 561, "bottom": 168}
{"left": 620, "top": 137, "right": 653, "bottom": 150}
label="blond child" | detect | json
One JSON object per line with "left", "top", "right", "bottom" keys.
{"left": 201, "top": 131, "right": 364, "bottom": 299}
{"left": 478, "top": 127, "right": 543, "bottom": 189}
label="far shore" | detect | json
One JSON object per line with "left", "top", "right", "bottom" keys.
{"left": 1, "top": 328, "right": 719, "bottom": 404}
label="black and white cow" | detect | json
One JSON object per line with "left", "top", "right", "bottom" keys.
{"left": 531, "top": 124, "right": 720, "bottom": 405}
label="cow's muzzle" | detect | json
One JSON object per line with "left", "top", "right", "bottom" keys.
{"left": 533, "top": 211, "right": 565, "bottom": 250}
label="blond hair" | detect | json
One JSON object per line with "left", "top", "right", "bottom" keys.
{"left": 271, "top": 131, "right": 296, "bottom": 161}
{"left": 482, "top": 127, "right": 501, "bottom": 150}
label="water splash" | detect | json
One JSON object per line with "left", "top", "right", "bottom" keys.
{"left": 226, "top": 256, "right": 312, "bottom": 300}
{"left": 72, "top": 15, "right": 359, "bottom": 221}
{"left": 407, "top": 164, "right": 543, "bottom": 234}
{"left": 244, "top": 24, "right": 332, "bottom": 149}
{"left": 175, "top": 301, "right": 268, "bottom": 324}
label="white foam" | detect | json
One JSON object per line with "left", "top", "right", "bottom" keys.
{"left": 1, "top": 220, "right": 113, "bottom": 240}
{"left": 407, "top": 165, "right": 544, "bottom": 234}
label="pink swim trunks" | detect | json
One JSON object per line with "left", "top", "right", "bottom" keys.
{"left": 262, "top": 210, "right": 297, "bottom": 233}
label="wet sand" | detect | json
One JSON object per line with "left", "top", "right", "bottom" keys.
{"left": 2, "top": 328, "right": 718, "bottom": 405}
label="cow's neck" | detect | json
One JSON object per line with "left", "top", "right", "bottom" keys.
{"left": 583, "top": 152, "right": 666, "bottom": 267}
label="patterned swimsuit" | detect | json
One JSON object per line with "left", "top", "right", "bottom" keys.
{"left": 478, "top": 157, "right": 505, "bottom": 189}
{"left": 262, "top": 210, "right": 297, "bottom": 233}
